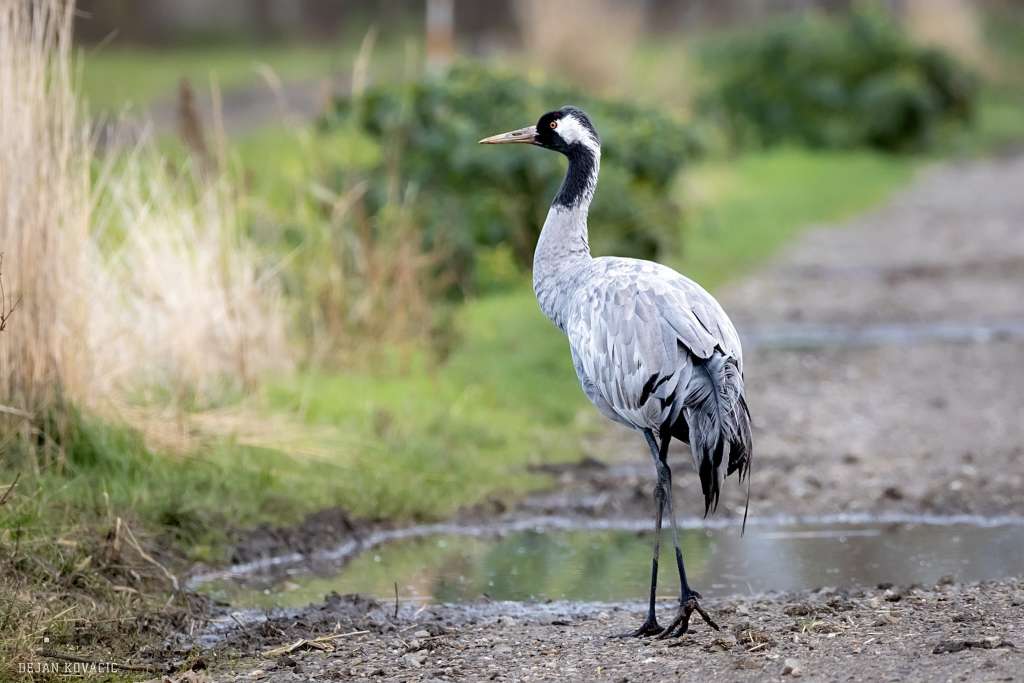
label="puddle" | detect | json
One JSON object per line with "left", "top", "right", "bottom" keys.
{"left": 741, "top": 320, "right": 1024, "bottom": 350}
{"left": 197, "top": 516, "right": 1024, "bottom": 610}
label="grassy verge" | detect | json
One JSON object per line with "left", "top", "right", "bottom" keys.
{"left": 79, "top": 38, "right": 412, "bottom": 112}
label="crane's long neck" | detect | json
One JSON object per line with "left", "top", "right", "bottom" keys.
{"left": 533, "top": 143, "right": 600, "bottom": 331}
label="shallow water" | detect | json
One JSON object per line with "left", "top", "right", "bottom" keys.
{"left": 200, "top": 518, "right": 1024, "bottom": 609}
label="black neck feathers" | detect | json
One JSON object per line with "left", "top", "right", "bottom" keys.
{"left": 553, "top": 143, "right": 598, "bottom": 209}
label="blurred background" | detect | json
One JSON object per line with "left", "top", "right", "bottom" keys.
{"left": 2, "top": 0, "right": 1024, "bottom": 669}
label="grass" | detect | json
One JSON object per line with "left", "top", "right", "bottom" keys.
{"left": 78, "top": 37, "right": 413, "bottom": 112}
{"left": 80, "top": 43, "right": 340, "bottom": 111}
{"left": 677, "top": 148, "right": 917, "bottom": 290}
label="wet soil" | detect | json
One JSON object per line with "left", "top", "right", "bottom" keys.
{"left": 189, "top": 155, "right": 1024, "bottom": 680}
{"left": 192, "top": 581, "right": 1023, "bottom": 682}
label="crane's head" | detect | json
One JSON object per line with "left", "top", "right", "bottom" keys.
{"left": 479, "top": 106, "right": 600, "bottom": 157}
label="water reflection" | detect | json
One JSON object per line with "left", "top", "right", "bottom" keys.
{"left": 204, "top": 522, "right": 1024, "bottom": 610}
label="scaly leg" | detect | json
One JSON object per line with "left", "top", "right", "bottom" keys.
{"left": 613, "top": 428, "right": 667, "bottom": 637}
{"left": 643, "top": 430, "right": 720, "bottom": 638}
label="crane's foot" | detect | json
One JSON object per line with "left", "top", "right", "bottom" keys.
{"left": 655, "top": 593, "right": 719, "bottom": 639}
{"left": 611, "top": 616, "right": 663, "bottom": 638}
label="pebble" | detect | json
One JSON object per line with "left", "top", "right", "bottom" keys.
{"left": 782, "top": 658, "right": 803, "bottom": 677}
{"left": 413, "top": 629, "right": 432, "bottom": 638}
{"left": 402, "top": 652, "right": 427, "bottom": 668}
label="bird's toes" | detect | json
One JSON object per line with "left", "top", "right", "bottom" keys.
{"left": 654, "top": 615, "right": 687, "bottom": 640}
{"left": 688, "top": 599, "right": 720, "bottom": 631}
{"left": 612, "top": 619, "right": 663, "bottom": 639}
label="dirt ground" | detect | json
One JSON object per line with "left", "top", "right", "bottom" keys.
{"left": 182, "top": 582, "right": 1023, "bottom": 683}
{"left": 171, "top": 154, "right": 1024, "bottom": 682}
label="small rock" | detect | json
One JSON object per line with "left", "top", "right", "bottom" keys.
{"left": 783, "top": 604, "right": 813, "bottom": 617}
{"left": 734, "top": 657, "right": 762, "bottom": 671}
{"left": 413, "top": 629, "right": 431, "bottom": 638}
{"left": 883, "top": 588, "right": 903, "bottom": 602}
{"left": 873, "top": 613, "right": 898, "bottom": 627}
{"left": 402, "top": 652, "right": 427, "bottom": 668}
{"left": 782, "top": 658, "right": 802, "bottom": 677}
{"left": 881, "top": 486, "right": 904, "bottom": 500}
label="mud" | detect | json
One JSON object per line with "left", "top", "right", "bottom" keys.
{"left": 182, "top": 155, "right": 1024, "bottom": 681}
{"left": 194, "top": 582, "right": 1023, "bottom": 682}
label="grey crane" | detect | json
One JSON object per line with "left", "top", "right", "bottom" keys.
{"left": 480, "top": 106, "right": 752, "bottom": 638}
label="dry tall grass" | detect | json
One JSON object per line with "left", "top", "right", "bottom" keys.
{"left": 88, "top": 151, "right": 290, "bottom": 408}
{"left": 0, "top": 0, "right": 290, "bottom": 457}
{"left": 0, "top": 0, "right": 90, "bottom": 461}
{"left": 902, "top": 0, "right": 995, "bottom": 74}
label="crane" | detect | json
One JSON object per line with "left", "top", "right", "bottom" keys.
{"left": 480, "top": 106, "right": 752, "bottom": 638}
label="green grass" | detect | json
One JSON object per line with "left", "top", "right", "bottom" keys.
{"left": 676, "top": 148, "right": 917, "bottom": 290}
{"left": 78, "top": 38, "right": 413, "bottom": 112}
{"left": 260, "top": 287, "right": 589, "bottom": 523}
{"left": 79, "top": 43, "right": 339, "bottom": 111}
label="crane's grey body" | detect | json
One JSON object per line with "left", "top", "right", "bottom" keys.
{"left": 531, "top": 136, "right": 750, "bottom": 512}
{"left": 482, "top": 105, "right": 751, "bottom": 638}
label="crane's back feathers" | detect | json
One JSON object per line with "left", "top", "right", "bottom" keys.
{"left": 559, "top": 256, "right": 752, "bottom": 517}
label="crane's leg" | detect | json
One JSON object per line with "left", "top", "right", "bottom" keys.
{"left": 644, "top": 430, "right": 720, "bottom": 639}
{"left": 612, "top": 428, "right": 667, "bottom": 638}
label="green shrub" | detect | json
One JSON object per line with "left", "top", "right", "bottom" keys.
{"left": 323, "top": 62, "right": 703, "bottom": 291}
{"left": 699, "top": 8, "right": 977, "bottom": 152}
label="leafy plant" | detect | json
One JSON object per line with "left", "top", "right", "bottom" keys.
{"left": 699, "top": 7, "right": 978, "bottom": 152}
{"left": 323, "top": 62, "right": 703, "bottom": 291}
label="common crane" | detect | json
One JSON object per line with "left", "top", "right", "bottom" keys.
{"left": 480, "top": 106, "right": 752, "bottom": 638}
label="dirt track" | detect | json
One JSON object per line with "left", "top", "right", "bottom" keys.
{"left": 196, "top": 155, "right": 1024, "bottom": 681}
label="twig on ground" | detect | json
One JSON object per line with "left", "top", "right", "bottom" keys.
{"left": 119, "top": 517, "right": 180, "bottom": 591}
{"left": 394, "top": 582, "right": 400, "bottom": 619}
{"left": 229, "top": 612, "right": 254, "bottom": 637}
{"left": 0, "top": 472, "right": 20, "bottom": 506}
{"left": 35, "top": 649, "right": 163, "bottom": 674}
{"left": 0, "top": 253, "right": 22, "bottom": 332}
{"left": 261, "top": 630, "right": 369, "bottom": 657}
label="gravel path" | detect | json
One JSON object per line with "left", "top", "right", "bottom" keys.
{"left": 199, "top": 155, "right": 1024, "bottom": 681}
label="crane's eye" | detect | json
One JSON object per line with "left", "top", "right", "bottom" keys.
{"left": 549, "top": 121, "right": 558, "bottom": 129}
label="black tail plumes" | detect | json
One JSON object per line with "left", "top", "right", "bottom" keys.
{"left": 671, "top": 351, "right": 753, "bottom": 523}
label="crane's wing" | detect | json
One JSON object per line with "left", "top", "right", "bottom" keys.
{"left": 566, "top": 257, "right": 741, "bottom": 430}
{"left": 566, "top": 257, "right": 751, "bottom": 515}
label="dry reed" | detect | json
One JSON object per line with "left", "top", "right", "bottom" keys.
{"left": 0, "top": 0, "right": 90, "bottom": 463}
{"left": 0, "top": 0, "right": 291, "bottom": 457}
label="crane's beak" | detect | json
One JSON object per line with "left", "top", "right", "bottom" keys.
{"left": 478, "top": 125, "right": 537, "bottom": 145}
